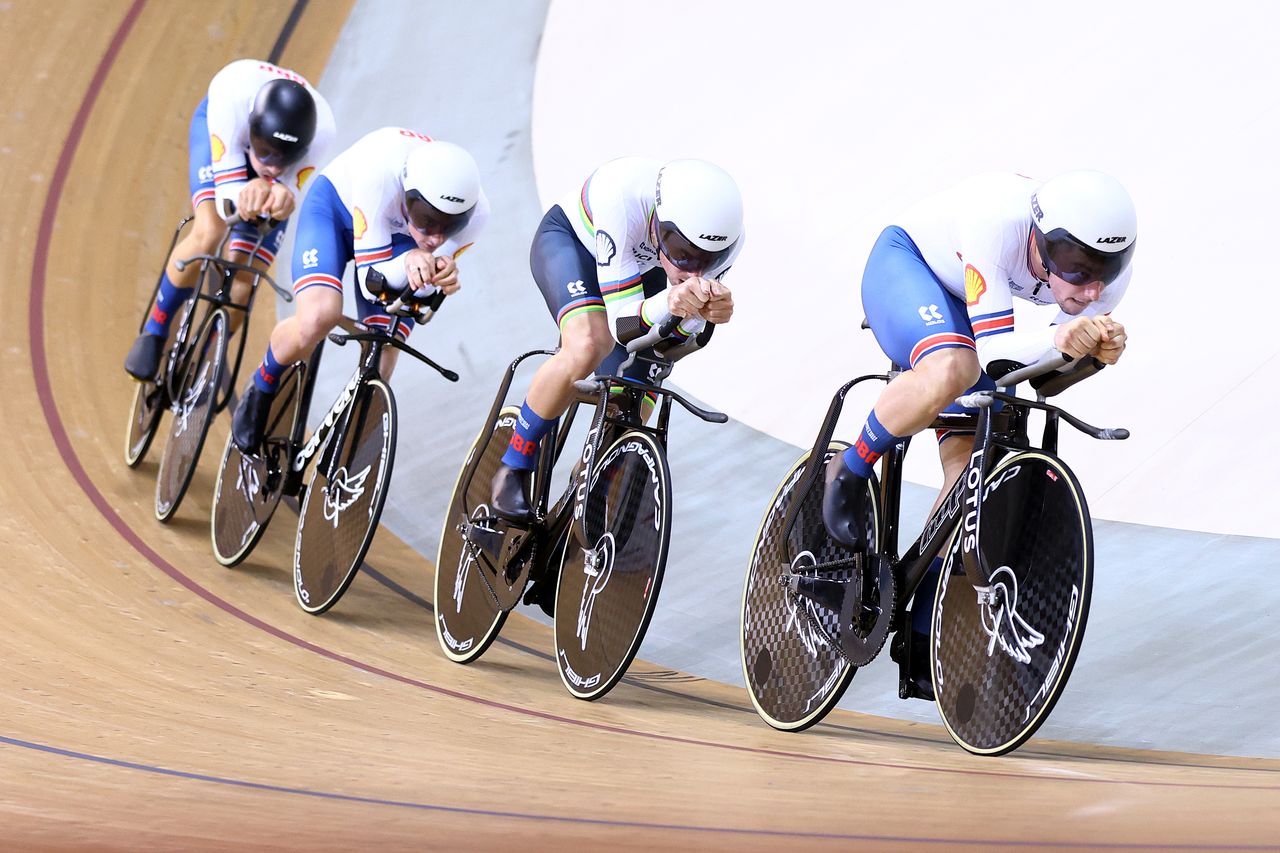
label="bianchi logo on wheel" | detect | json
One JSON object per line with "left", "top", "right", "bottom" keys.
{"left": 977, "top": 566, "right": 1045, "bottom": 664}
{"left": 174, "top": 362, "right": 212, "bottom": 437}
{"left": 576, "top": 532, "right": 616, "bottom": 651}
{"left": 321, "top": 465, "right": 371, "bottom": 527}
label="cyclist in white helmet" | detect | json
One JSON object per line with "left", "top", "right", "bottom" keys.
{"left": 230, "top": 127, "right": 489, "bottom": 454}
{"left": 490, "top": 157, "right": 745, "bottom": 521}
{"left": 823, "top": 169, "right": 1137, "bottom": 699}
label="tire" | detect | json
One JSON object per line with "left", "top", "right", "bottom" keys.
{"left": 210, "top": 364, "right": 303, "bottom": 567}
{"left": 293, "top": 378, "right": 396, "bottom": 615}
{"left": 740, "top": 442, "right": 880, "bottom": 731}
{"left": 154, "top": 310, "right": 228, "bottom": 522}
{"left": 554, "top": 429, "right": 671, "bottom": 701}
{"left": 434, "top": 406, "right": 523, "bottom": 664}
{"left": 932, "top": 450, "right": 1092, "bottom": 756}
{"left": 124, "top": 378, "right": 166, "bottom": 468}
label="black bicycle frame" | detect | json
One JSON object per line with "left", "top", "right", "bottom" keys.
{"left": 785, "top": 352, "right": 1121, "bottom": 633}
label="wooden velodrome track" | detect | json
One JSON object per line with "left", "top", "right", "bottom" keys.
{"left": 3, "top": 1, "right": 1277, "bottom": 849}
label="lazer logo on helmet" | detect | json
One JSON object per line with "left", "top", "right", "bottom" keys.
{"left": 1031, "top": 194, "right": 1044, "bottom": 221}
{"left": 440, "top": 195, "right": 464, "bottom": 203}
{"left": 699, "top": 234, "right": 728, "bottom": 242}
{"left": 1096, "top": 236, "right": 1128, "bottom": 244}
{"left": 272, "top": 131, "right": 299, "bottom": 143}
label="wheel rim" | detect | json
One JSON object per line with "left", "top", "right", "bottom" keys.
{"left": 740, "top": 442, "right": 876, "bottom": 730}
{"left": 554, "top": 430, "right": 670, "bottom": 700}
{"left": 210, "top": 368, "right": 300, "bottom": 566}
{"left": 434, "top": 406, "right": 522, "bottom": 663}
{"left": 933, "top": 452, "right": 1092, "bottom": 755}
{"left": 124, "top": 379, "right": 164, "bottom": 467}
{"left": 293, "top": 379, "right": 395, "bottom": 614}
{"left": 154, "top": 314, "right": 226, "bottom": 521}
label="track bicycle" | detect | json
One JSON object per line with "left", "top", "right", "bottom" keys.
{"left": 435, "top": 316, "right": 726, "bottom": 700}
{"left": 123, "top": 209, "right": 290, "bottom": 523}
{"left": 740, "top": 347, "right": 1129, "bottom": 755}
{"left": 210, "top": 270, "right": 458, "bottom": 615}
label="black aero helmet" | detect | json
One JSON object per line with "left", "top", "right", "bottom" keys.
{"left": 248, "top": 79, "right": 317, "bottom": 168}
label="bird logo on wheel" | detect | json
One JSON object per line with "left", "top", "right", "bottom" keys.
{"left": 977, "top": 566, "right": 1045, "bottom": 664}
{"left": 321, "top": 465, "right": 370, "bottom": 527}
{"left": 576, "top": 532, "right": 616, "bottom": 651}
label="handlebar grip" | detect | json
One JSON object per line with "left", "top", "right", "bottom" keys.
{"left": 573, "top": 379, "right": 602, "bottom": 395}
{"left": 1098, "top": 428, "right": 1129, "bottom": 440}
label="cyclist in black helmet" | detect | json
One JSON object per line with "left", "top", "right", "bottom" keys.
{"left": 124, "top": 59, "right": 336, "bottom": 382}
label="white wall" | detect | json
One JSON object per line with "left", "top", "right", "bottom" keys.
{"left": 532, "top": 1, "right": 1280, "bottom": 538}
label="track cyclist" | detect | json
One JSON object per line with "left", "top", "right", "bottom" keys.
{"left": 487, "top": 157, "right": 745, "bottom": 522}
{"left": 822, "top": 170, "right": 1137, "bottom": 697}
{"left": 230, "top": 127, "right": 490, "bottom": 454}
{"left": 124, "top": 59, "right": 335, "bottom": 381}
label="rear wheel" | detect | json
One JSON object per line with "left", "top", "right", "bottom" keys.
{"left": 210, "top": 364, "right": 304, "bottom": 567}
{"left": 124, "top": 379, "right": 166, "bottom": 468}
{"left": 740, "top": 443, "right": 880, "bottom": 731}
{"left": 154, "top": 310, "right": 228, "bottom": 522}
{"left": 932, "top": 450, "right": 1092, "bottom": 756}
{"left": 554, "top": 429, "right": 671, "bottom": 701}
{"left": 293, "top": 378, "right": 396, "bottom": 615}
{"left": 434, "top": 406, "right": 525, "bottom": 664}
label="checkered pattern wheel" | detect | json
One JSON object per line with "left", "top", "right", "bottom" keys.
{"left": 435, "top": 406, "right": 523, "bottom": 664}
{"left": 154, "top": 310, "right": 228, "bottom": 522}
{"left": 554, "top": 429, "right": 671, "bottom": 701}
{"left": 933, "top": 451, "right": 1092, "bottom": 755}
{"left": 740, "top": 443, "right": 879, "bottom": 731}
{"left": 211, "top": 364, "right": 302, "bottom": 567}
{"left": 294, "top": 379, "right": 397, "bottom": 615}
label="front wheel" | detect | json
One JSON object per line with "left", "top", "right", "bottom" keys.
{"left": 293, "top": 378, "right": 396, "bottom": 614}
{"left": 932, "top": 450, "right": 1093, "bottom": 756}
{"left": 434, "top": 406, "right": 523, "bottom": 664}
{"left": 740, "top": 442, "right": 880, "bottom": 732}
{"left": 154, "top": 310, "right": 228, "bottom": 522}
{"left": 554, "top": 429, "right": 671, "bottom": 701}
{"left": 210, "top": 364, "right": 304, "bottom": 567}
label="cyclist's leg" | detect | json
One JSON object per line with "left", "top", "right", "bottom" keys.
{"left": 490, "top": 206, "right": 613, "bottom": 520}
{"left": 223, "top": 217, "right": 288, "bottom": 337}
{"left": 824, "top": 226, "right": 981, "bottom": 547}
{"left": 125, "top": 99, "right": 228, "bottom": 379}
{"left": 232, "top": 176, "right": 348, "bottom": 453}
{"left": 592, "top": 266, "right": 668, "bottom": 420}
{"left": 351, "top": 234, "right": 418, "bottom": 379}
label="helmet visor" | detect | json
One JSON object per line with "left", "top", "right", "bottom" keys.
{"left": 656, "top": 221, "right": 735, "bottom": 274}
{"left": 1039, "top": 228, "right": 1134, "bottom": 286}
{"left": 250, "top": 132, "right": 307, "bottom": 169}
{"left": 406, "top": 190, "right": 474, "bottom": 239}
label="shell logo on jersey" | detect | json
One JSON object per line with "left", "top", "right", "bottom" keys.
{"left": 353, "top": 207, "right": 368, "bottom": 239}
{"left": 964, "top": 264, "right": 987, "bottom": 306}
{"left": 210, "top": 134, "right": 226, "bottom": 163}
{"left": 296, "top": 167, "right": 314, "bottom": 190}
